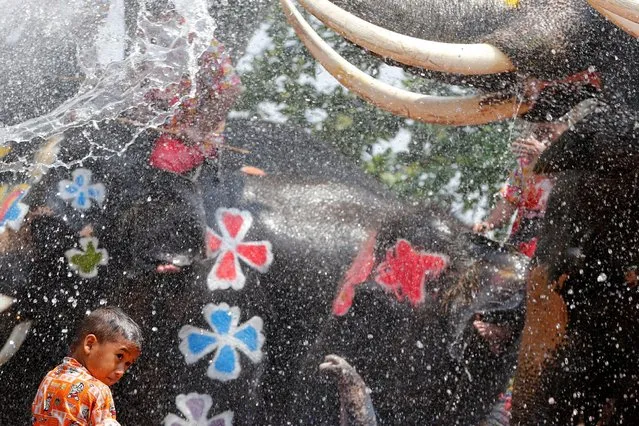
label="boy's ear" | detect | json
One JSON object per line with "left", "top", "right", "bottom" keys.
{"left": 83, "top": 334, "right": 98, "bottom": 353}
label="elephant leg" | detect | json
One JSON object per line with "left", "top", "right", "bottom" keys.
{"left": 511, "top": 267, "right": 569, "bottom": 424}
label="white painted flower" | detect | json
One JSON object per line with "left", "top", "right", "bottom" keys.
{"left": 163, "top": 393, "right": 233, "bottom": 426}
{"left": 178, "top": 303, "right": 264, "bottom": 382}
{"left": 65, "top": 237, "right": 109, "bottom": 279}
{"left": 205, "top": 208, "right": 273, "bottom": 291}
{"left": 58, "top": 168, "right": 106, "bottom": 210}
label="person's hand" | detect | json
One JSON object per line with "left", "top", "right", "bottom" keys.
{"left": 511, "top": 135, "right": 547, "bottom": 161}
{"left": 472, "top": 221, "right": 494, "bottom": 233}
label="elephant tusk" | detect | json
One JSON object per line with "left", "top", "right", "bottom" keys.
{"left": 280, "top": 0, "right": 531, "bottom": 125}
{"left": 0, "top": 295, "right": 12, "bottom": 314}
{"left": 0, "top": 321, "right": 32, "bottom": 367}
{"left": 0, "top": 294, "right": 31, "bottom": 367}
{"left": 297, "top": 0, "right": 516, "bottom": 75}
{"left": 589, "top": 0, "right": 639, "bottom": 37}
{"left": 588, "top": 0, "right": 639, "bottom": 23}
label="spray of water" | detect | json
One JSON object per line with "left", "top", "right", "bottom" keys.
{"left": 0, "top": 0, "right": 216, "bottom": 146}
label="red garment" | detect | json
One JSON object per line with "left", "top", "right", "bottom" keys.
{"left": 501, "top": 157, "right": 554, "bottom": 233}
{"left": 500, "top": 156, "right": 554, "bottom": 257}
{"left": 32, "top": 357, "right": 119, "bottom": 425}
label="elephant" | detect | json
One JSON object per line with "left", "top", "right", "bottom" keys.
{"left": 285, "top": 212, "right": 528, "bottom": 425}
{"left": 9, "top": 0, "right": 636, "bottom": 424}
{"left": 0, "top": 110, "right": 529, "bottom": 424}
{"left": 202, "top": 119, "right": 531, "bottom": 425}
{"left": 281, "top": 0, "right": 639, "bottom": 423}
{"left": 0, "top": 2, "right": 532, "bottom": 417}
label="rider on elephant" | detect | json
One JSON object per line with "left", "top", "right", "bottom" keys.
{"left": 472, "top": 122, "right": 563, "bottom": 258}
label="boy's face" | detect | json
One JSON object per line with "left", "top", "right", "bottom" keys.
{"left": 83, "top": 334, "right": 141, "bottom": 386}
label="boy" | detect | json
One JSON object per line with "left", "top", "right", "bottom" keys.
{"left": 32, "top": 307, "right": 142, "bottom": 425}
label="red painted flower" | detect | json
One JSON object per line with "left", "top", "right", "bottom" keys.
{"left": 373, "top": 239, "right": 448, "bottom": 306}
{"left": 206, "top": 208, "right": 273, "bottom": 291}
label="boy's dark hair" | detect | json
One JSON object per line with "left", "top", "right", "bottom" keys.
{"left": 70, "top": 307, "right": 143, "bottom": 351}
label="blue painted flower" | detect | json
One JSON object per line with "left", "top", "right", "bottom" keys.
{"left": 57, "top": 168, "right": 106, "bottom": 210}
{"left": 179, "top": 303, "right": 264, "bottom": 382}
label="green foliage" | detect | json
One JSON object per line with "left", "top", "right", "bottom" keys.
{"left": 233, "top": 5, "right": 518, "bottom": 221}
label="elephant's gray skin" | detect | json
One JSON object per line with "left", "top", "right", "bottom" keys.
{"left": 0, "top": 116, "right": 527, "bottom": 425}
{"left": 285, "top": 1, "right": 639, "bottom": 424}
{"left": 285, "top": 212, "right": 527, "bottom": 425}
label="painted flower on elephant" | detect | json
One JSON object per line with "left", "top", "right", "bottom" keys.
{"left": 374, "top": 239, "right": 449, "bottom": 306}
{"left": 65, "top": 237, "right": 109, "bottom": 279}
{"left": 178, "top": 303, "right": 264, "bottom": 382}
{"left": 0, "top": 184, "right": 30, "bottom": 234}
{"left": 163, "top": 392, "right": 233, "bottom": 426}
{"left": 57, "top": 168, "right": 106, "bottom": 210}
{"left": 205, "top": 208, "right": 273, "bottom": 291}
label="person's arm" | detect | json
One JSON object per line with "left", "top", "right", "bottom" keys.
{"left": 181, "top": 41, "right": 243, "bottom": 144}
{"left": 472, "top": 197, "right": 518, "bottom": 233}
{"left": 510, "top": 135, "right": 548, "bottom": 170}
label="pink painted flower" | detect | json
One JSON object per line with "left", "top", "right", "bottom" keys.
{"left": 206, "top": 208, "right": 273, "bottom": 291}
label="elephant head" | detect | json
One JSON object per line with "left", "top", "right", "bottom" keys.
{"left": 281, "top": 0, "right": 639, "bottom": 125}
{"left": 282, "top": 0, "right": 639, "bottom": 424}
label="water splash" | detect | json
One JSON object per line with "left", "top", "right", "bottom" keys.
{"left": 0, "top": 0, "right": 216, "bottom": 146}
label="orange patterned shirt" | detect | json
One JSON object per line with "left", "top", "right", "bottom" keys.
{"left": 32, "top": 357, "right": 120, "bottom": 426}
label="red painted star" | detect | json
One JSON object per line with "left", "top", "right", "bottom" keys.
{"left": 374, "top": 239, "right": 448, "bottom": 305}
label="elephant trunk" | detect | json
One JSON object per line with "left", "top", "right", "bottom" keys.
{"left": 320, "top": 355, "right": 378, "bottom": 426}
